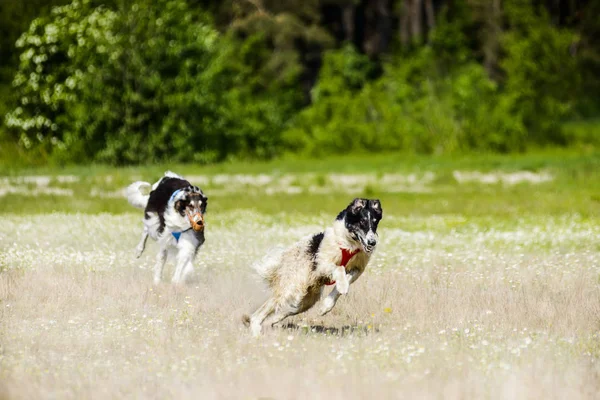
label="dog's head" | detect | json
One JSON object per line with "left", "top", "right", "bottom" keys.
{"left": 171, "top": 186, "right": 208, "bottom": 232}
{"left": 338, "top": 198, "right": 383, "bottom": 253}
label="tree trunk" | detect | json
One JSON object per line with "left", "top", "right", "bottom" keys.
{"left": 483, "top": 0, "right": 502, "bottom": 79}
{"left": 411, "top": 0, "right": 423, "bottom": 43}
{"left": 342, "top": 5, "right": 355, "bottom": 43}
{"left": 399, "top": 0, "right": 410, "bottom": 46}
{"left": 377, "top": 0, "right": 392, "bottom": 53}
{"left": 425, "top": 0, "right": 435, "bottom": 31}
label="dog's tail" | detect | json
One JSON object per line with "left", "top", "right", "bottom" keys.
{"left": 252, "top": 246, "right": 285, "bottom": 285}
{"left": 126, "top": 181, "right": 151, "bottom": 209}
{"left": 242, "top": 314, "right": 251, "bottom": 327}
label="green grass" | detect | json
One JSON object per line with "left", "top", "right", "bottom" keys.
{"left": 0, "top": 149, "right": 599, "bottom": 217}
{"left": 1, "top": 147, "right": 598, "bottom": 175}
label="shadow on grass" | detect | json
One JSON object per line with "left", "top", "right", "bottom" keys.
{"left": 279, "top": 322, "right": 379, "bottom": 336}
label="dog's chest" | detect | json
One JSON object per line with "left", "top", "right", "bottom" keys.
{"left": 345, "top": 251, "right": 369, "bottom": 273}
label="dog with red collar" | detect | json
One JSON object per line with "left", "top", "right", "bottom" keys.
{"left": 126, "top": 171, "right": 208, "bottom": 285}
{"left": 244, "top": 198, "right": 383, "bottom": 336}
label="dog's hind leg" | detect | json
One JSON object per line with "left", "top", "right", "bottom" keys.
{"left": 267, "top": 310, "right": 295, "bottom": 329}
{"left": 135, "top": 229, "right": 149, "bottom": 258}
{"left": 249, "top": 298, "right": 277, "bottom": 336}
{"left": 153, "top": 248, "right": 167, "bottom": 285}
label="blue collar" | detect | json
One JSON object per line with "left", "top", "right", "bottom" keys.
{"left": 171, "top": 227, "right": 192, "bottom": 242}
{"left": 169, "top": 189, "right": 183, "bottom": 204}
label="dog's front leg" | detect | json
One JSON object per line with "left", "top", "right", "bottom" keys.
{"left": 320, "top": 287, "right": 341, "bottom": 316}
{"left": 320, "top": 269, "right": 363, "bottom": 316}
{"left": 332, "top": 266, "right": 350, "bottom": 294}
{"left": 172, "top": 239, "right": 196, "bottom": 284}
{"left": 172, "top": 256, "right": 191, "bottom": 284}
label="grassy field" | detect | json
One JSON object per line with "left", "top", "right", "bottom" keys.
{"left": 0, "top": 150, "right": 599, "bottom": 217}
{"left": 1, "top": 151, "right": 600, "bottom": 398}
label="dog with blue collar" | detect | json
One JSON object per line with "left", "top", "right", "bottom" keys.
{"left": 126, "top": 171, "right": 208, "bottom": 284}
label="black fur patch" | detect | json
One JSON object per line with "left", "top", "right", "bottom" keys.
{"left": 307, "top": 232, "right": 324, "bottom": 270}
{"left": 336, "top": 198, "right": 383, "bottom": 243}
{"left": 145, "top": 177, "right": 192, "bottom": 234}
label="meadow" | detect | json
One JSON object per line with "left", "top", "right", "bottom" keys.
{"left": 1, "top": 150, "right": 600, "bottom": 399}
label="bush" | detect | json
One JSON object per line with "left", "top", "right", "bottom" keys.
{"left": 501, "top": 1, "right": 581, "bottom": 145}
{"left": 5, "top": 0, "right": 301, "bottom": 164}
{"left": 283, "top": 2, "right": 582, "bottom": 156}
{"left": 5, "top": 0, "right": 119, "bottom": 160}
{"left": 4, "top": 0, "right": 592, "bottom": 164}
{"left": 284, "top": 43, "right": 524, "bottom": 155}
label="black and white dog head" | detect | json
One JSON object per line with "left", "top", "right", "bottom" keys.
{"left": 337, "top": 198, "right": 383, "bottom": 253}
{"left": 169, "top": 185, "right": 208, "bottom": 231}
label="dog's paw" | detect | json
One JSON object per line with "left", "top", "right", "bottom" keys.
{"left": 250, "top": 321, "right": 262, "bottom": 337}
{"left": 333, "top": 267, "right": 350, "bottom": 294}
{"left": 319, "top": 297, "right": 336, "bottom": 316}
{"left": 336, "top": 277, "right": 349, "bottom": 295}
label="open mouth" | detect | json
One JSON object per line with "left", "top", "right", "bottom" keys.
{"left": 356, "top": 234, "right": 375, "bottom": 253}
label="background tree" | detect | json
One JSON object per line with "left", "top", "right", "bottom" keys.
{"left": 1, "top": 0, "right": 598, "bottom": 165}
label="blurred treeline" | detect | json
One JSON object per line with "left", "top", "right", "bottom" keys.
{"left": 0, "top": 0, "right": 598, "bottom": 165}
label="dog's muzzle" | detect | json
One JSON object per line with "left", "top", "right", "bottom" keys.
{"left": 360, "top": 231, "right": 378, "bottom": 253}
{"left": 187, "top": 211, "right": 205, "bottom": 232}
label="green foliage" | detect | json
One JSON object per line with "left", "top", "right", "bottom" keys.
{"left": 284, "top": 40, "right": 525, "bottom": 155}
{"left": 200, "top": 32, "right": 304, "bottom": 161}
{"left": 5, "top": 0, "right": 300, "bottom": 164}
{"left": 0, "top": 0, "right": 71, "bottom": 82}
{"left": 65, "top": 0, "right": 221, "bottom": 164}
{"left": 283, "top": 2, "right": 585, "bottom": 156}
{"left": 501, "top": 0, "right": 581, "bottom": 145}
{"left": 2, "top": 0, "right": 598, "bottom": 165}
{"left": 5, "top": 1, "right": 117, "bottom": 159}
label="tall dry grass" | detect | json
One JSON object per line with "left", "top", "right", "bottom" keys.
{"left": 1, "top": 213, "right": 599, "bottom": 399}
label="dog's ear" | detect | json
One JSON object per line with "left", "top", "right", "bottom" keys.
{"left": 201, "top": 195, "right": 208, "bottom": 213}
{"left": 174, "top": 199, "right": 187, "bottom": 213}
{"left": 348, "top": 198, "right": 367, "bottom": 215}
{"left": 370, "top": 199, "right": 382, "bottom": 218}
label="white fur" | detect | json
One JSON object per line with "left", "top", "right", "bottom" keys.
{"left": 151, "top": 228, "right": 204, "bottom": 285}
{"left": 126, "top": 181, "right": 151, "bottom": 209}
{"left": 247, "top": 218, "right": 376, "bottom": 336}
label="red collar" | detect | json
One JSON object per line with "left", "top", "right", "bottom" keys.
{"left": 325, "top": 247, "right": 360, "bottom": 285}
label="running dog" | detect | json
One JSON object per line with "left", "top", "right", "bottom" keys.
{"left": 126, "top": 172, "right": 207, "bottom": 284}
{"left": 244, "top": 198, "right": 383, "bottom": 336}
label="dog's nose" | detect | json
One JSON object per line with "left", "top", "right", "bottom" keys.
{"left": 367, "top": 238, "right": 377, "bottom": 247}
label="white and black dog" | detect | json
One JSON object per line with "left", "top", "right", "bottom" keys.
{"left": 244, "top": 198, "right": 383, "bottom": 336}
{"left": 126, "top": 172, "right": 208, "bottom": 284}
